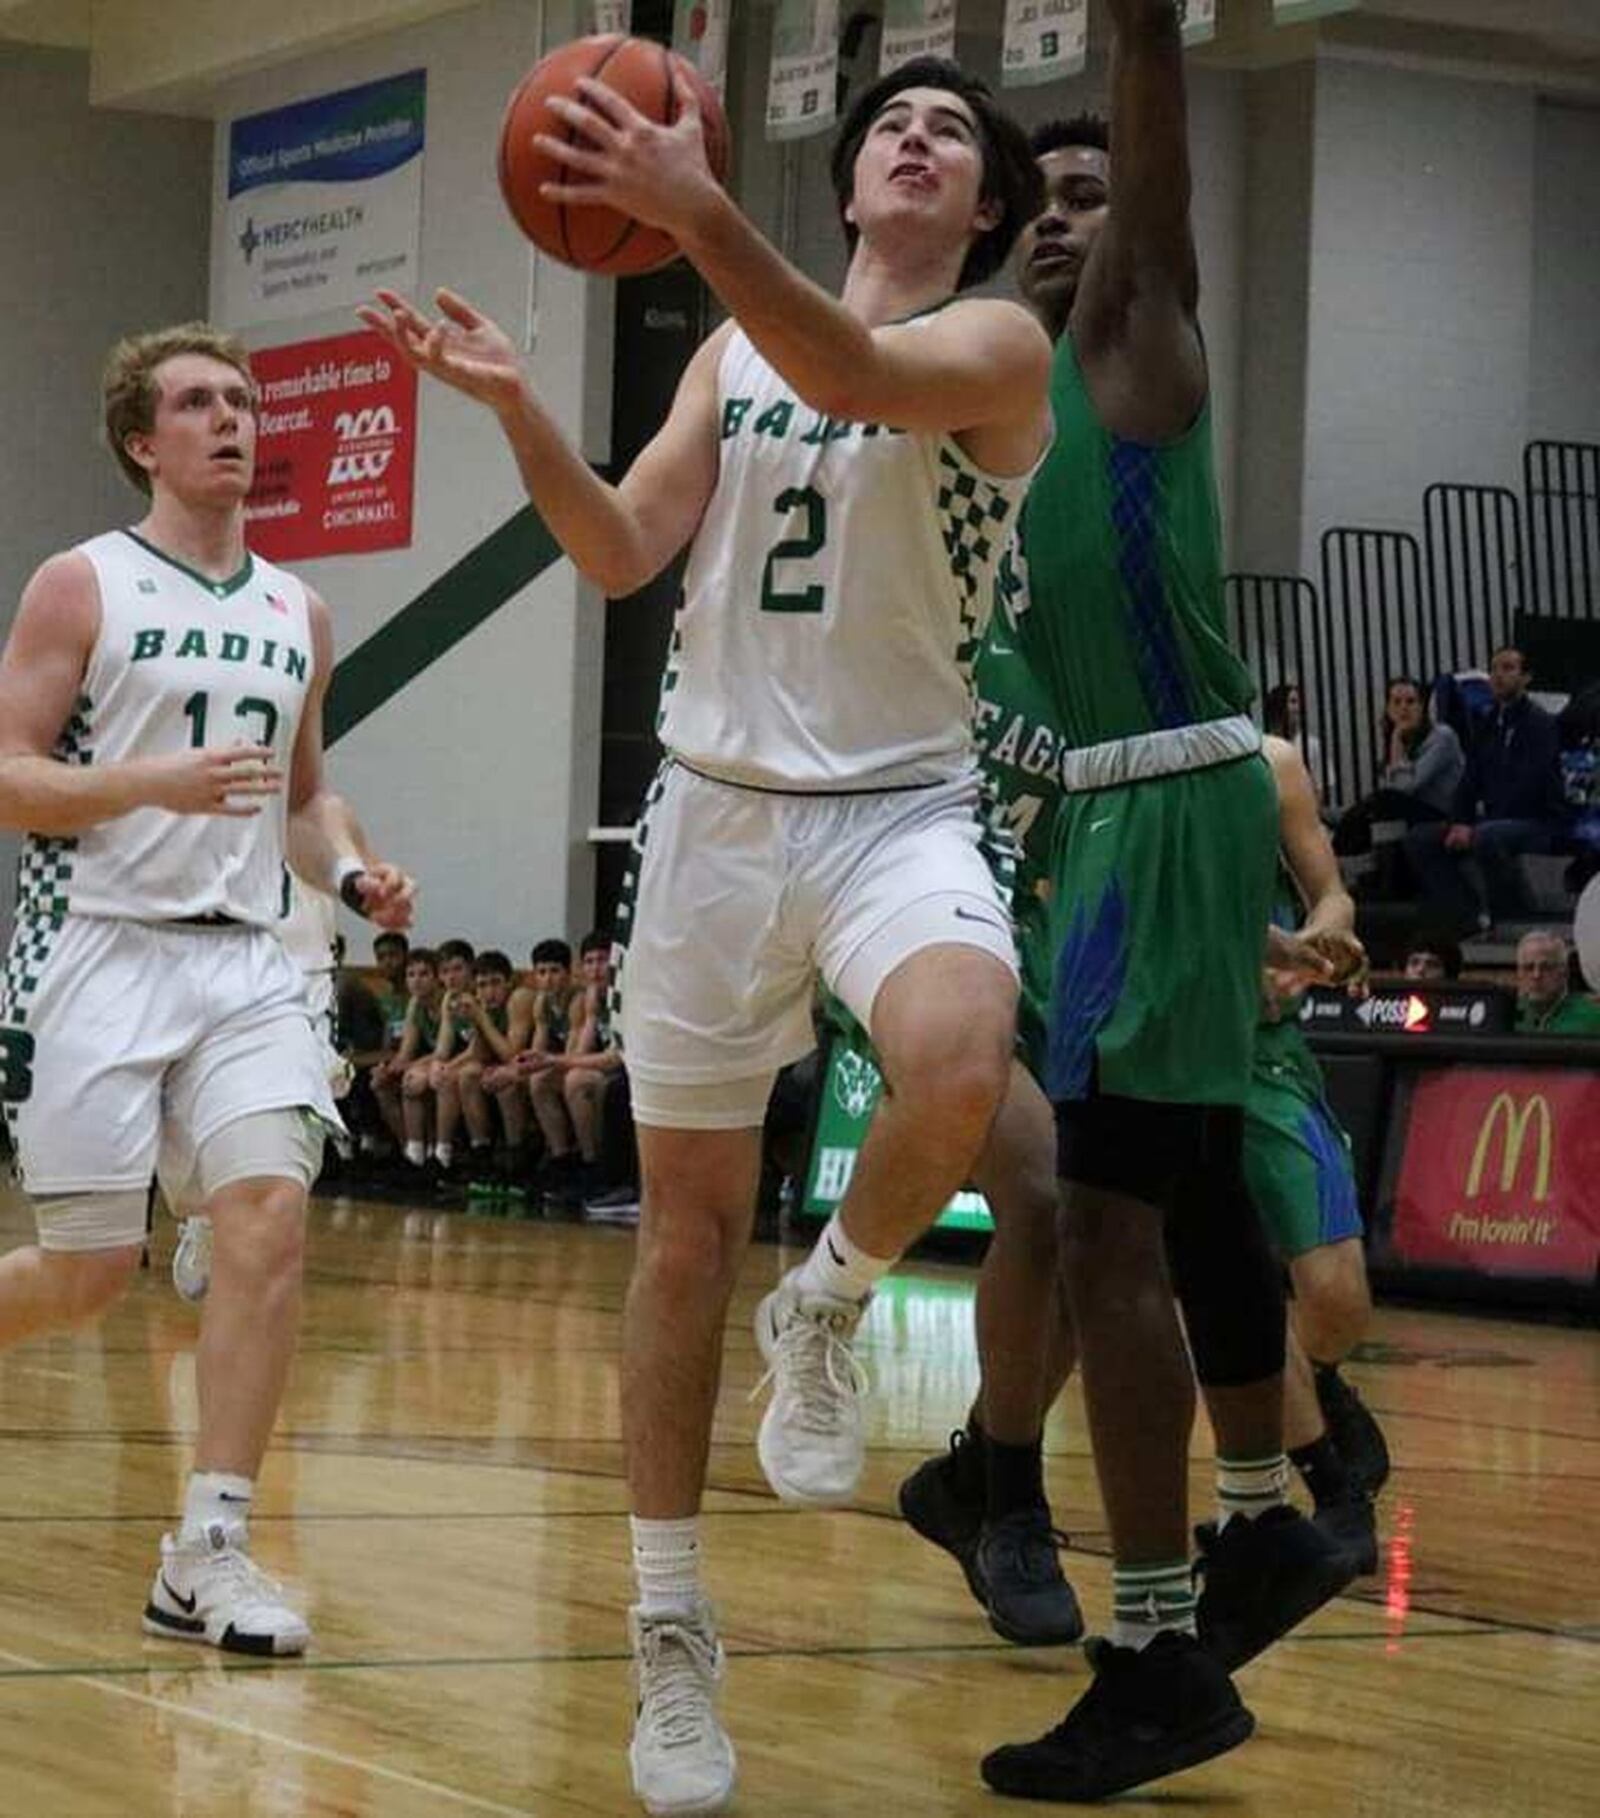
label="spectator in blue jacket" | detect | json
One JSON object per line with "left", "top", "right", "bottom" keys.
{"left": 1404, "top": 648, "right": 1564, "bottom": 930}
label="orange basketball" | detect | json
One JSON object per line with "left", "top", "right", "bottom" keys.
{"left": 497, "top": 34, "right": 730, "bottom": 277}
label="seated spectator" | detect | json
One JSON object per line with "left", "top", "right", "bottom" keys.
{"left": 1514, "top": 929, "right": 1600, "bottom": 1035}
{"left": 1404, "top": 647, "right": 1565, "bottom": 931}
{"left": 455, "top": 950, "right": 538, "bottom": 1182}
{"left": 372, "top": 947, "right": 444, "bottom": 1181}
{"left": 523, "top": 931, "right": 625, "bottom": 1209}
{"left": 372, "top": 930, "right": 411, "bottom": 1053}
{"left": 1334, "top": 678, "right": 1465, "bottom": 884}
{"left": 1264, "top": 681, "right": 1323, "bottom": 791}
{"left": 421, "top": 938, "right": 483, "bottom": 1181}
{"left": 335, "top": 936, "right": 393, "bottom": 1162}
{"left": 1401, "top": 931, "right": 1463, "bottom": 983}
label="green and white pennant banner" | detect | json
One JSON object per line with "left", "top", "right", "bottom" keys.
{"left": 672, "top": 0, "right": 731, "bottom": 94}
{"left": 1179, "top": 0, "right": 1216, "bottom": 47}
{"left": 880, "top": 0, "right": 958, "bottom": 75}
{"left": 766, "top": 0, "right": 841, "bottom": 140}
{"left": 1000, "top": 0, "right": 1087, "bottom": 90}
{"left": 1274, "top": 0, "right": 1358, "bottom": 22}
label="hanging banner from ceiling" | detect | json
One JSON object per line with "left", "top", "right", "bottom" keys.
{"left": 767, "top": 0, "right": 840, "bottom": 140}
{"left": 1001, "top": 0, "right": 1087, "bottom": 90}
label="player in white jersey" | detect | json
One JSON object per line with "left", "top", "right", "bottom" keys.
{"left": 366, "top": 56, "right": 1049, "bottom": 1814}
{"left": 0, "top": 322, "right": 413, "bottom": 1656}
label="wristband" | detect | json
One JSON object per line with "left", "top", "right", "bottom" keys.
{"left": 336, "top": 858, "right": 370, "bottom": 917}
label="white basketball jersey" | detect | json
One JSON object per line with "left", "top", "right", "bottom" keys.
{"left": 23, "top": 529, "right": 315, "bottom": 926}
{"left": 658, "top": 326, "right": 1035, "bottom": 790}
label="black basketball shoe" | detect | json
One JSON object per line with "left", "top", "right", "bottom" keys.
{"left": 1195, "top": 1504, "right": 1358, "bottom": 1671}
{"left": 975, "top": 1508, "right": 1085, "bottom": 1647}
{"left": 1316, "top": 1365, "right": 1391, "bottom": 1497}
{"left": 897, "top": 1431, "right": 987, "bottom": 1606}
{"left": 981, "top": 1630, "right": 1255, "bottom": 1801}
{"left": 1313, "top": 1491, "right": 1380, "bottom": 1577}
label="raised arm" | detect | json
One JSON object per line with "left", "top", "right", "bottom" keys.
{"left": 286, "top": 593, "right": 414, "bottom": 930}
{"left": 0, "top": 552, "right": 279, "bottom": 835}
{"left": 1071, "top": 0, "right": 1207, "bottom": 442}
{"left": 361, "top": 291, "right": 723, "bottom": 598}
{"left": 534, "top": 78, "right": 1051, "bottom": 462}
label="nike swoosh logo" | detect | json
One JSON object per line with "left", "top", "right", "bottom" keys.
{"left": 218, "top": 1492, "right": 251, "bottom": 1503}
{"left": 952, "top": 906, "right": 1008, "bottom": 932}
{"left": 161, "top": 1577, "right": 198, "bottom": 1615}
{"left": 826, "top": 1237, "right": 846, "bottom": 1266}
{"left": 1088, "top": 818, "right": 1113, "bottom": 832}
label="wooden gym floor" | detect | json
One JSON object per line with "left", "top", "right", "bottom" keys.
{"left": 0, "top": 1185, "right": 1593, "bottom": 1817}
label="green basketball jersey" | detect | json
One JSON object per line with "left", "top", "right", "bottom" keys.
{"left": 1018, "top": 332, "right": 1253, "bottom": 747}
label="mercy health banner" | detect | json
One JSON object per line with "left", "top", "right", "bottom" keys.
{"left": 244, "top": 331, "right": 417, "bottom": 563}
{"left": 224, "top": 70, "right": 425, "bottom": 329}
{"left": 1391, "top": 1067, "right": 1600, "bottom": 1283}
{"left": 1001, "top": 0, "right": 1087, "bottom": 90}
{"left": 802, "top": 1029, "right": 993, "bottom": 1233}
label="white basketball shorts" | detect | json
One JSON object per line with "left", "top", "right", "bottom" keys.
{"left": 1, "top": 915, "right": 342, "bottom": 1197}
{"left": 613, "top": 763, "right": 1017, "bottom": 1126}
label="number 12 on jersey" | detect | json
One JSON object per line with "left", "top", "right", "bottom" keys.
{"left": 183, "top": 691, "right": 280, "bottom": 750}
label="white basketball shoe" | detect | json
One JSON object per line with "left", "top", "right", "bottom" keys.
{"left": 629, "top": 1600, "right": 736, "bottom": 1815}
{"left": 752, "top": 1267, "right": 869, "bottom": 1505}
{"left": 143, "top": 1523, "right": 311, "bottom": 1656}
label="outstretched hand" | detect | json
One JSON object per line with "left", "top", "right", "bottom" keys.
{"left": 358, "top": 289, "right": 526, "bottom": 414}
{"left": 536, "top": 70, "right": 719, "bottom": 239}
{"left": 351, "top": 862, "right": 416, "bottom": 932}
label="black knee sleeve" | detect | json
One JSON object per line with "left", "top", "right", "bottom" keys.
{"left": 1165, "top": 1108, "right": 1287, "bottom": 1388}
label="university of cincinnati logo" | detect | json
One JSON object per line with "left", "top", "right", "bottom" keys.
{"left": 833, "top": 1049, "right": 881, "bottom": 1120}
{"left": 327, "top": 405, "right": 399, "bottom": 485}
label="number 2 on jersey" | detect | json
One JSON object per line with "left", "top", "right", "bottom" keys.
{"left": 760, "top": 486, "right": 827, "bottom": 614}
{"left": 183, "top": 691, "right": 280, "bottom": 750}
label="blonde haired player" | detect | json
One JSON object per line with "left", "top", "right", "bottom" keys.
{"left": 0, "top": 322, "right": 413, "bottom": 1655}
{"left": 367, "top": 53, "right": 1049, "bottom": 1818}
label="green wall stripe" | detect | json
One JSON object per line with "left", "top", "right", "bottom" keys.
{"left": 325, "top": 504, "right": 563, "bottom": 746}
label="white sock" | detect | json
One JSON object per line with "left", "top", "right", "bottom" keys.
{"left": 180, "top": 1471, "right": 254, "bottom": 1543}
{"left": 404, "top": 1140, "right": 426, "bottom": 1165}
{"left": 796, "top": 1212, "right": 895, "bottom": 1303}
{"left": 631, "top": 1515, "right": 702, "bottom": 1619}
{"left": 1110, "top": 1561, "right": 1196, "bottom": 1650}
{"left": 1216, "top": 1452, "right": 1290, "bottom": 1529}
{"left": 434, "top": 1142, "right": 453, "bottom": 1167}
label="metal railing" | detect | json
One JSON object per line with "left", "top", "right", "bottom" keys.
{"left": 1224, "top": 573, "right": 1338, "bottom": 803}
{"left": 1424, "top": 483, "right": 1524, "bottom": 671}
{"left": 1524, "top": 440, "right": 1600, "bottom": 619}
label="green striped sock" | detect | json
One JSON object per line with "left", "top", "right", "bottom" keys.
{"left": 1110, "top": 1560, "right": 1196, "bottom": 1650}
{"left": 1216, "top": 1451, "right": 1290, "bottom": 1527}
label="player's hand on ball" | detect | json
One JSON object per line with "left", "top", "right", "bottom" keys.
{"left": 142, "top": 745, "right": 281, "bottom": 817}
{"left": 538, "top": 71, "right": 718, "bottom": 238}
{"left": 1264, "top": 924, "right": 1336, "bottom": 999}
{"left": 358, "top": 289, "right": 526, "bottom": 415}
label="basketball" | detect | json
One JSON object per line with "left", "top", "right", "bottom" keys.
{"left": 497, "top": 34, "right": 731, "bottom": 278}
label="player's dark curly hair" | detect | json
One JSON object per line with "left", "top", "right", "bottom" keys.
{"left": 1030, "top": 113, "right": 1111, "bottom": 159}
{"left": 830, "top": 57, "right": 1044, "bottom": 292}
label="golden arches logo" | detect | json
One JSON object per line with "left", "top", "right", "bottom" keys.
{"left": 1466, "top": 1093, "right": 1553, "bottom": 1201}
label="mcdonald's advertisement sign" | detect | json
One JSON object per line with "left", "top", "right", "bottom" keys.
{"left": 244, "top": 329, "right": 416, "bottom": 562}
{"left": 1393, "top": 1067, "right": 1600, "bottom": 1281}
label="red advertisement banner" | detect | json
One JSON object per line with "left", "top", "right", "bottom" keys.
{"left": 244, "top": 329, "right": 416, "bottom": 562}
{"left": 1392, "top": 1066, "right": 1600, "bottom": 1281}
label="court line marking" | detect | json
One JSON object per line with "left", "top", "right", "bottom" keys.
{"left": 0, "top": 1623, "right": 1521, "bottom": 1689}
{"left": 0, "top": 1643, "right": 539, "bottom": 1817}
